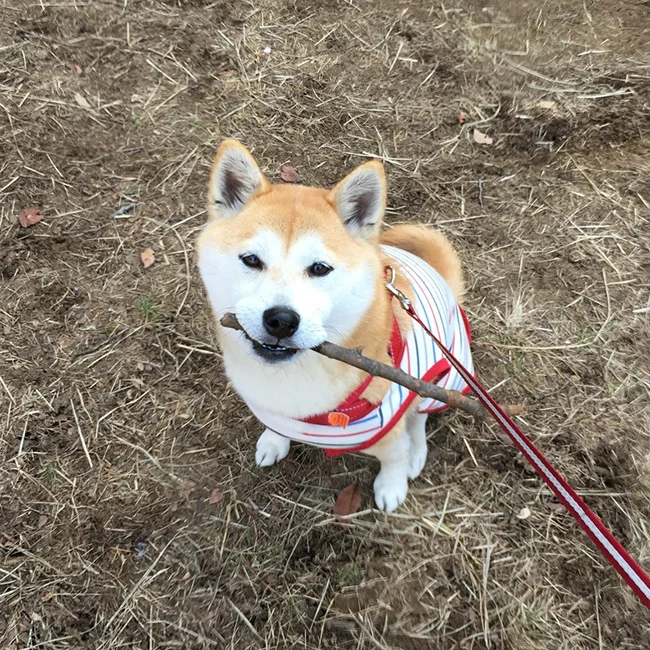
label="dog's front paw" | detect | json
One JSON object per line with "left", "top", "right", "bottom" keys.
{"left": 255, "top": 429, "right": 290, "bottom": 467}
{"left": 373, "top": 470, "right": 408, "bottom": 513}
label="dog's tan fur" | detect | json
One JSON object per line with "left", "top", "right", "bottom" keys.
{"left": 381, "top": 225, "right": 465, "bottom": 301}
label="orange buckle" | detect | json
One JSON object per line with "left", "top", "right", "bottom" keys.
{"left": 328, "top": 412, "right": 350, "bottom": 429}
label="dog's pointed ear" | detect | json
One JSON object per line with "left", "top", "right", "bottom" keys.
{"left": 208, "top": 140, "right": 270, "bottom": 219}
{"left": 328, "top": 160, "right": 386, "bottom": 239}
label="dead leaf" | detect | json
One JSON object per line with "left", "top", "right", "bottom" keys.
{"left": 537, "top": 100, "right": 558, "bottom": 111}
{"left": 208, "top": 487, "right": 223, "bottom": 504}
{"left": 179, "top": 479, "right": 196, "bottom": 500}
{"left": 17, "top": 206, "right": 43, "bottom": 228}
{"left": 494, "top": 431, "right": 515, "bottom": 447}
{"left": 140, "top": 248, "right": 155, "bottom": 268}
{"left": 181, "top": 571, "right": 191, "bottom": 581}
{"left": 333, "top": 484, "right": 362, "bottom": 519}
{"left": 473, "top": 128, "right": 493, "bottom": 145}
{"left": 74, "top": 92, "right": 91, "bottom": 109}
{"left": 280, "top": 164, "right": 302, "bottom": 183}
{"left": 37, "top": 515, "right": 48, "bottom": 528}
{"left": 74, "top": 64, "right": 83, "bottom": 75}
{"left": 548, "top": 502, "right": 564, "bottom": 511}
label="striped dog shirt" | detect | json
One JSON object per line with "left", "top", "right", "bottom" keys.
{"left": 249, "top": 245, "right": 474, "bottom": 456}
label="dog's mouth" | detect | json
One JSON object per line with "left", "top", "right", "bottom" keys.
{"left": 230, "top": 317, "right": 305, "bottom": 363}
{"left": 250, "top": 338, "right": 299, "bottom": 363}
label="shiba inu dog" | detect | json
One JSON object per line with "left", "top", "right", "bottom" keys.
{"left": 197, "top": 140, "right": 473, "bottom": 512}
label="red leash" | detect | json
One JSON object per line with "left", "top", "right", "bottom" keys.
{"left": 386, "top": 271, "right": 650, "bottom": 609}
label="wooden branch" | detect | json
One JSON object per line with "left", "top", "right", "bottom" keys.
{"left": 220, "top": 312, "right": 523, "bottom": 420}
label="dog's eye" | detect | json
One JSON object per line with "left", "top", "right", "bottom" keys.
{"left": 240, "top": 254, "right": 263, "bottom": 270}
{"left": 307, "top": 262, "right": 333, "bottom": 277}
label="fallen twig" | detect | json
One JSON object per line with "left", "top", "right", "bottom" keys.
{"left": 220, "top": 313, "right": 523, "bottom": 420}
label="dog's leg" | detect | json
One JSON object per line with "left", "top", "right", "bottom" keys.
{"left": 406, "top": 410, "right": 428, "bottom": 479}
{"left": 365, "top": 430, "right": 411, "bottom": 513}
{"left": 255, "top": 428, "right": 290, "bottom": 467}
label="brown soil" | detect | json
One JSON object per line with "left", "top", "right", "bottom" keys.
{"left": 1, "top": 0, "right": 649, "bottom": 648}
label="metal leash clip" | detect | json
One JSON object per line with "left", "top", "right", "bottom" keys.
{"left": 384, "top": 266, "right": 412, "bottom": 311}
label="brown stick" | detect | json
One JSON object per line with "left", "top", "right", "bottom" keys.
{"left": 220, "top": 313, "right": 523, "bottom": 419}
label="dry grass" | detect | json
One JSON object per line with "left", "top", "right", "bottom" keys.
{"left": 1, "top": 0, "right": 650, "bottom": 648}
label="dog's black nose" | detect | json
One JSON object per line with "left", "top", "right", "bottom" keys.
{"left": 263, "top": 307, "right": 300, "bottom": 339}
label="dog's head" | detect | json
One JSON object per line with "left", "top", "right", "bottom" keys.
{"left": 197, "top": 140, "right": 386, "bottom": 364}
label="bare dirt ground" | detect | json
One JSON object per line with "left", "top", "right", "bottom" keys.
{"left": 1, "top": 0, "right": 650, "bottom": 648}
